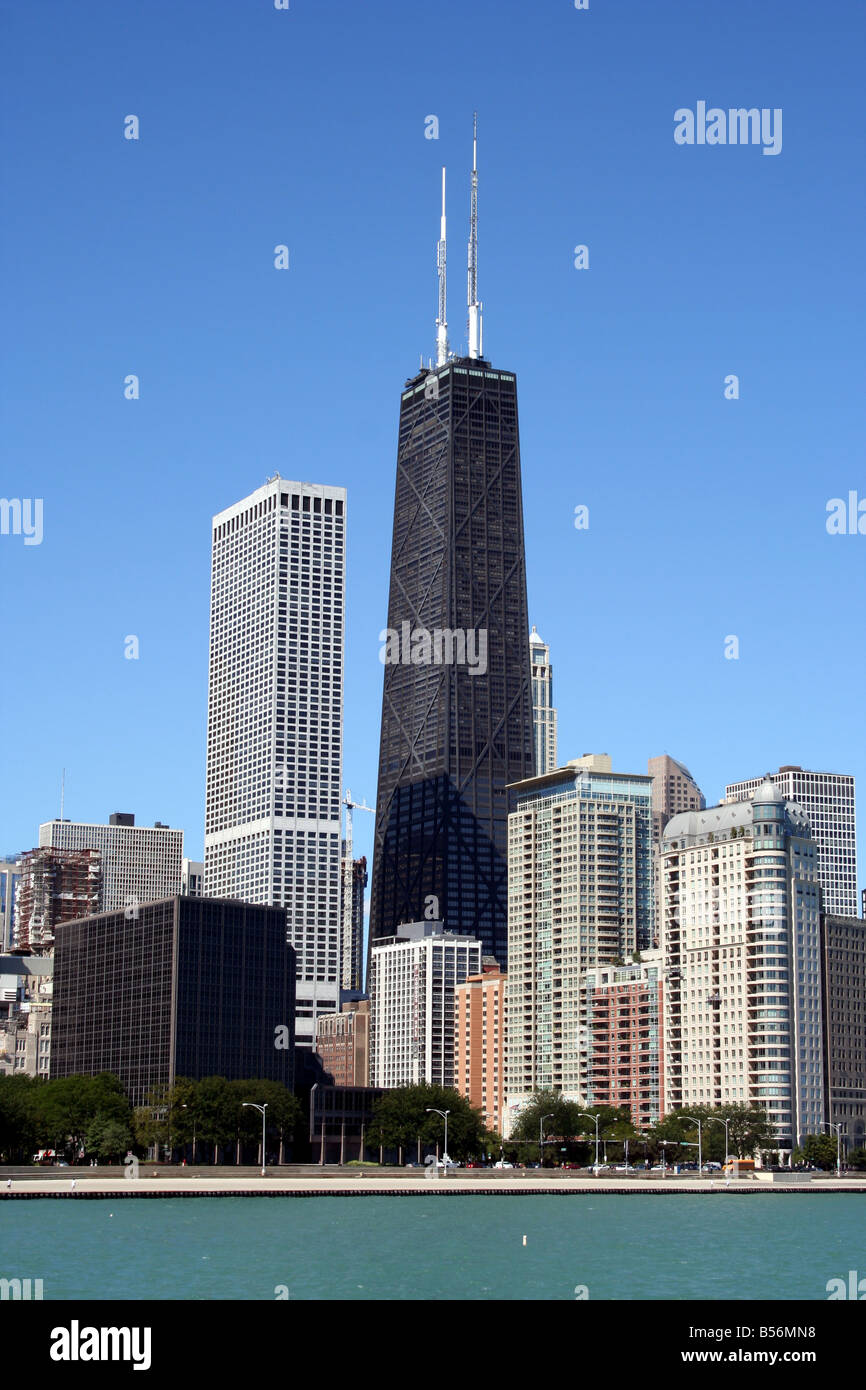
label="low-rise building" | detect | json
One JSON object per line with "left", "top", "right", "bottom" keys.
{"left": 0, "top": 955, "right": 53, "bottom": 1078}
{"left": 315, "top": 999, "right": 370, "bottom": 1087}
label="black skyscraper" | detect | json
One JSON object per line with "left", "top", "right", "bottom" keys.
{"left": 369, "top": 354, "right": 535, "bottom": 966}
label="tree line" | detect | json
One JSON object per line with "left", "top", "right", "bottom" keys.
{"left": 0, "top": 1073, "right": 302, "bottom": 1165}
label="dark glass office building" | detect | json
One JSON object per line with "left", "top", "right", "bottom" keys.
{"left": 370, "top": 358, "right": 534, "bottom": 967}
{"left": 51, "top": 896, "right": 295, "bottom": 1105}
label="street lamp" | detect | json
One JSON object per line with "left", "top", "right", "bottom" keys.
{"left": 181, "top": 1103, "right": 196, "bottom": 1165}
{"left": 426, "top": 1108, "right": 450, "bottom": 1166}
{"left": 242, "top": 1102, "right": 268, "bottom": 1177}
{"left": 823, "top": 1121, "right": 842, "bottom": 1178}
{"left": 681, "top": 1116, "right": 703, "bottom": 1174}
{"left": 540, "top": 1113, "right": 554, "bottom": 1167}
{"left": 658, "top": 1139, "right": 676, "bottom": 1173}
{"left": 707, "top": 1115, "right": 732, "bottom": 1166}
{"left": 577, "top": 1111, "right": 601, "bottom": 1170}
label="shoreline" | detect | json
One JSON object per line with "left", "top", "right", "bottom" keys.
{"left": 2, "top": 1173, "right": 864, "bottom": 1198}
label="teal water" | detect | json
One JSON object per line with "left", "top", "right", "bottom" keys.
{"left": 1, "top": 1195, "right": 863, "bottom": 1300}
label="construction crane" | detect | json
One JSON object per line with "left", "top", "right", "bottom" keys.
{"left": 341, "top": 789, "right": 375, "bottom": 992}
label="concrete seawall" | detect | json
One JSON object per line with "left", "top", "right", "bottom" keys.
{"left": 2, "top": 1170, "right": 863, "bottom": 1198}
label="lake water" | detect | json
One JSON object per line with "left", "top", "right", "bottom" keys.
{"left": 2, "top": 1195, "right": 863, "bottom": 1300}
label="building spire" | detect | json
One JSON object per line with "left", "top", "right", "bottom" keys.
{"left": 467, "top": 112, "right": 482, "bottom": 359}
{"left": 436, "top": 166, "right": 449, "bottom": 366}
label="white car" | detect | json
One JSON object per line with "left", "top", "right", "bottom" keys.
{"left": 494, "top": 1160, "right": 514, "bottom": 1169}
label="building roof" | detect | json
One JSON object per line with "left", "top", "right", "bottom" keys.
{"left": 663, "top": 796, "right": 812, "bottom": 842}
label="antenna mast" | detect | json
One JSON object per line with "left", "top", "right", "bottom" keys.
{"left": 436, "top": 167, "right": 449, "bottom": 366}
{"left": 467, "top": 112, "right": 482, "bottom": 359}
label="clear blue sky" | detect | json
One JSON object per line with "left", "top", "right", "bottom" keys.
{"left": 2, "top": 0, "right": 864, "bottom": 900}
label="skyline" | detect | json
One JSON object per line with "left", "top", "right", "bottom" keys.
{"left": 2, "top": 0, "right": 864, "bottom": 904}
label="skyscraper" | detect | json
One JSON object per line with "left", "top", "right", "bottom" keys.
{"left": 661, "top": 783, "right": 824, "bottom": 1152}
{"left": 648, "top": 755, "right": 705, "bottom": 846}
{"left": 821, "top": 914, "right": 866, "bottom": 1155}
{"left": 530, "top": 627, "right": 557, "bottom": 775}
{"left": 51, "top": 897, "right": 295, "bottom": 1106}
{"left": 370, "top": 119, "right": 534, "bottom": 968}
{"left": 39, "top": 813, "right": 182, "bottom": 914}
{"left": 204, "top": 477, "right": 346, "bottom": 1048}
{"left": 648, "top": 754, "right": 705, "bottom": 946}
{"left": 0, "top": 860, "right": 22, "bottom": 954}
{"left": 340, "top": 846, "right": 367, "bottom": 993}
{"left": 725, "top": 765, "right": 857, "bottom": 917}
{"left": 369, "top": 922, "right": 482, "bottom": 1089}
{"left": 13, "top": 846, "right": 101, "bottom": 952}
{"left": 504, "top": 757, "right": 654, "bottom": 1130}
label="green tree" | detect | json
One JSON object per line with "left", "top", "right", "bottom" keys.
{"left": 793, "top": 1134, "right": 838, "bottom": 1170}
{"left": 511, "top": 1093, "right": 635, "bottom": 1164}
{"left": 649, "top": 1104, "right": 774, "bottom": 1164}
{"left": 85, "top": 1116, "right": 133, "bottom": 1163}
{"left": 231, "top": 1079, "right": 302, "bottom": 1163}
{"left": 39, "top": 1074, "right": 130, "bottom": 1162}
{"left": 367, "top": 1084, "right": 488, "bottom": 1160}
{"left": 846, "top": 1147, "right": 866, "bottom": 1171}
{"left": 190, "top": 1077, "right": 238, "bottom": 1162}
{"left": 0, "top": 1075, "right": 44, "bottom": 1161}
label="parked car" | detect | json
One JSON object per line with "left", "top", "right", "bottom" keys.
{"left": 614, "top": 1164, "right": 637, "bottom": 1173}
{"left": 494, "top": 1160, "right": 513, "bottom": 1169}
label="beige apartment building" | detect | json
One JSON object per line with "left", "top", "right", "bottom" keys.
{"left": 661, "top": 781, "right": 825, "bottom": 1153}
{"left": 504, "top": 757, "right": 654, "bottom": 1135}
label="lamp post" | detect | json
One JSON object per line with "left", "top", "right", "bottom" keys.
{"left": 823, "top": 1121, "right": 842, "bottom": 1178}
{"left": 181, "top": 1103, "right": 196, "bottom": 1165}
{"left": 577, "top": 1111, "right": 601, "bottom": 1170}
{"left": 707, "top": 1115, "right": 731, "bottom": 1166}
{"left": 657, "top": 1139, "right": 674, "bottom": 1173}
{"left": 426, "top": 1108, "right": 450, "bottom": 1167}
{"left": 681, "top": 1116, "right": 703, "bottom": 1174}
{"left": 242, "top": 1102, "right": 268, "bottom": 1177}
{"left": 540, "top": 1113, "right": 554, "bottom": 1168}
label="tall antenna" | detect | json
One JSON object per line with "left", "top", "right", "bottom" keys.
{"left": 467, "top": 111, "right": 482, "bottom": 359}
{"left": 60, "top": 768, "right": 65, "bottom": 821}
{"left": 436, "top": 166, "right": 449, "bottom": 366}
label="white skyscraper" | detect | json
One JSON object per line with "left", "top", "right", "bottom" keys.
{"left": 369, "top": 923, "right": 482, "bottom": 1089}
{"left": 529, "top": 627, "right": 557, "bottom": 775}
{"left": 204, "top": 477, "right": 346, "bottom": 1047}
{"left": 725, "top": 765, "right": 857, "bottom": 917}
{"left": 38, "top": 814, "right": 182, "bottom": 914}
